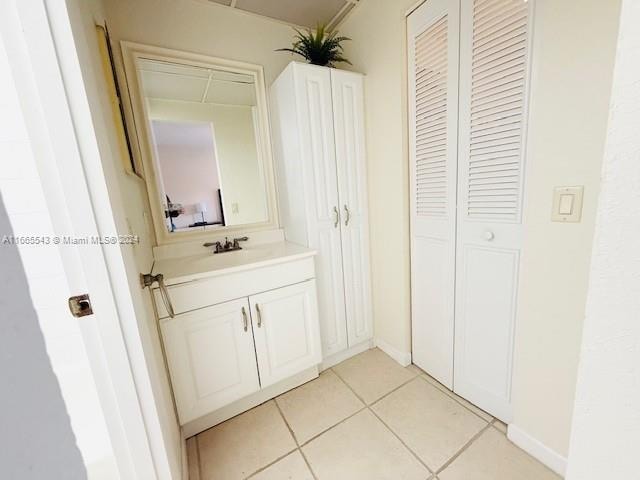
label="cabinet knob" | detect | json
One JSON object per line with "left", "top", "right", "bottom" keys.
{"left": 333, "top": 206, "right": 340, "bottom": 228}
{"left": 484, "top": 230, "right": 495, "bottom": 241}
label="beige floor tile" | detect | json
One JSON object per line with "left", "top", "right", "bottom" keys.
{"left": 438, "top": 428, "right": 561, "bottom": 480}
{"left": 421, "top": 373, "right": 493, "bottom": 422}
{"left": 405, "top": 363, "right": 425, "bottom": 376}
{"left": 186, "top": 436, "right": 200, "bottom": 480}
{"left": 276, "top": 369, "right": 364, "bottom": 443}
{"left": 302, "top": 409, "right": 429, "bottom": 480}
{"left": 493, "top": 419, "right": 508, "bottom": 434}
{"left": 333, "top": 348, "right": 417, "bottom": 404}
{"left": 372, "top": 378, "right": 487, "bottom": 471}
{"left": 197, "top": 401, "right": 297, "bottom": 479}
{"left": 249, "top": 451, "right": 314, "bottom": 480}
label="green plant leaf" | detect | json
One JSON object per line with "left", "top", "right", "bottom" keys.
{"left": 275, "top": 22, "right": 351, "bottom": 67}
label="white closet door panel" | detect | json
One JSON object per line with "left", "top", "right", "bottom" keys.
{"left": 454, "top": 0, "right": 532, "bottom": 421}
{"left": 160, "top": 299, "right": 260, "bottom": 424}
{"left": 331, "top": 69, "right": 373, "bottom": 346}
{"left": 408, "top": 0, "right": 460, "bottom": 388}
{"left": 294, "top": 64, "right": 348, "bottom": 356}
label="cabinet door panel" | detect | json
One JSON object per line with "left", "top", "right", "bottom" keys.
{"left": 250, "top": 281, "right": 322, "bottom": 388}
{"left": 161, "top": 298, "right": 259, "bottom": 424}
{"left": 294, "top": 64, "right": 348, "bottom": 357}
{"left": 331, "top": 69, "right": 374, "bottom": 346}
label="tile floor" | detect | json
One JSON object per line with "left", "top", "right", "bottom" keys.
{"left": 187, "top": 348, "right": 561, "bottom": 480}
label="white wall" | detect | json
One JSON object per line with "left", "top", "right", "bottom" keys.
{"left": 339, "top": 0, "right": 416, "bottom": 356}
{"left": 510, "top": 0, "right": 620, "bottom": 462}
{"left": 566, "top": 0, "right": 640, "bottom": 477}
{"left": 105, "top": 0, "right": 297, "bottom": 85}
{"left": 340, "top": 0, "right": 621, "bottom": 466}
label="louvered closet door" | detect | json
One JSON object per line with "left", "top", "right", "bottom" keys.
{"left": 454, "top": 0, "right": 532, "bottom": 421}
{"left": 408, "top": 0, "right": 460, "bottom": 388}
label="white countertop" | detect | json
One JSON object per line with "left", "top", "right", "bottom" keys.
{"left": 152, "top": 241, "right": 317, "bottom": 285}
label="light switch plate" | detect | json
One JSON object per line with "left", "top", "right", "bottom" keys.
{"left": 552, "top": 186, "right": 584, "bottom": 222}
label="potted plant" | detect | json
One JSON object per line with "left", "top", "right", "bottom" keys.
{"left": 277, "top": 23, "right": 351, "bottom": 68}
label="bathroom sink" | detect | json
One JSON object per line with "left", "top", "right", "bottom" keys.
{"left": 153, "top": 241, "right": 316, "bottom": 285}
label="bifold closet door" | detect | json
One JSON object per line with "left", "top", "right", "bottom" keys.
{"left": 293, "top": 64, "right": 349, "bottom": 358}
{"left": 408, "top": 0, "right": 460, "bottom": 388}
{"left": 454, "top": 0, "right": 532, "bottom": 421}
{"left": 331, "top": 69, "right": 373, "bottom": 347}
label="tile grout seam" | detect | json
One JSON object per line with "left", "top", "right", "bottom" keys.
{"left": 330, "top": 367, "right": 434, "bottom": 475}
{"left": 273, "top": 399, "right": 319, "bottom": 480}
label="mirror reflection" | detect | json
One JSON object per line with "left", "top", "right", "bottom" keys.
{"left": 137, "top": 59, "right": 268, "bottom": 233}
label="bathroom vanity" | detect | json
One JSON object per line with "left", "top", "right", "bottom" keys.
{"left": 152, "top": 241, "right": 321, "bottom": 436}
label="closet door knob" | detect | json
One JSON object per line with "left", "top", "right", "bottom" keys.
{"left": 484, "top": 230, "right": 495, "bottom": 241}
{"left": 333, "top": 206, "right": 340, "bottom": 228}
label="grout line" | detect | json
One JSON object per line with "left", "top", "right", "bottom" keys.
{"left": 243, "top": 446, "right": 299, "bottom": 479}
{"left": 273, "top": 399, "right": 319, "bottom": 480}
{"left": 435, "top": 422, "right": 493, "bottom": 475}
{"left": 298, "top": 405, "right": 368, "bottom": 447}
{"left": 416, "top": 374, "right": 493, "bottom": 424}
{"left": 330, "top": 367, "right": 433, "bottom": 475}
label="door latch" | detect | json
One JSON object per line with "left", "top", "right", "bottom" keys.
{"left": 68, "top": 294, "right": 93, "bottom": 318}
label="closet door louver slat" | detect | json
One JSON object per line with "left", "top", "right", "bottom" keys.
{"left": 414, "top": 15, "right": 449, "bottom": 217}
{"left": 466, "top": 0, "right": 529, "bottom": 221}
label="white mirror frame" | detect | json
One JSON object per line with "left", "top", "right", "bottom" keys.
{"left": 120, "top": 41, "right": 279, "bottom": 245}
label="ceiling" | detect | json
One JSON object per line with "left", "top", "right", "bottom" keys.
{"left": 138, "top": 59, "right": 257, "bottom": 106}
{"left": 206, "top": 0, "right": 361, "bottom": 30}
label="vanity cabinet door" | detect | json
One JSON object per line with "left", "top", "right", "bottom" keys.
{"left": 250, "top": 281, "right": 322, "bottom": 388}
{"left": 160, "top": 298, "right": 260, "bottom": 424}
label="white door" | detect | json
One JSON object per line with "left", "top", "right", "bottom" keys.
{"left": 161, "top": 299, "right": 260, "bottom": 424}
{"left": 454, "top": 0, "right": 532, "bottom": 421}
{"left": 331, "top": 69, "right": 374, "bottom": 347}
{"left": 250, "top": 281, "right": 322, "bottom": 388}
{"left": 294, "top": 63, "right": 349, "bottom": 357}
{"left": 408, "top": 0, "right": 460, "bottom": 388}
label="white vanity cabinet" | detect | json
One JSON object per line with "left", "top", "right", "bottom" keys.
{"left": 270, "top": 62, "right": 373, "bottom": 365}
{"left": 160, "top": 298, "right": 260, "bottom": 424}
{"left": 152, "top": 243, "right": 322, "bottom": 436}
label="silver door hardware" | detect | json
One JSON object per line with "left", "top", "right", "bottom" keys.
{"left": 344, "top": 205, "right": 351, "bottom": 226}
{"left": 333, "top": 206, "right": 340, "bottom": 228}
{"left": 141, "top": 272, "right": 175, "bottom": 318}
{"left": 256, "top": 303, "right": 262, "bottom": 327}
{"left": 68, "top": 294, "right": 93, "bottom": 318}
{"left": 241, "top": 306, "right": 248, "bottom": 332}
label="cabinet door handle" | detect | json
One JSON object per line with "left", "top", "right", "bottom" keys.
{"left": 344, "top": 205, "right": 351, "bottom": 226}
{"left": 255, "top": 303, "right": 262, "bottom": 328}
{"left": 241, "top": 306, "right": 248, "bottom": 332}
{"left": 333, "top": 206, "right": 340, "bottom": 228}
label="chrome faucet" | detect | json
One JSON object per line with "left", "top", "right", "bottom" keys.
{"left": 203, "top": 236, "right": 249, "bottom": 254}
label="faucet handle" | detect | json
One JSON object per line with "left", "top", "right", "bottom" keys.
{"left": 233, "top": 236, "right": 249, "bottom": 249}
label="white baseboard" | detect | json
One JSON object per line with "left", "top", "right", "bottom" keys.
{"left": 507, "top": 424, "right": 567, "bottom": 477}
{"left": 374, "top": 338, "right": 412, "bottom": 367}
{"left": 321, "top": 340, "right": 373, "bottom": 370}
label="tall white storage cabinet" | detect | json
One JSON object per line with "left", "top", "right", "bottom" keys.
{"left": 270, "top": 62, "right": 373, "bottom": 364}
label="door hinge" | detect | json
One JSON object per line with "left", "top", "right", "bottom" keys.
{"left": 68, "top": 294, "right": 94, "bottom": 318}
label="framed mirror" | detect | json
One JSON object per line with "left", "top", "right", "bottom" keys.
{"left": 121, "top": 42, "right": 278, "bottom": 244}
